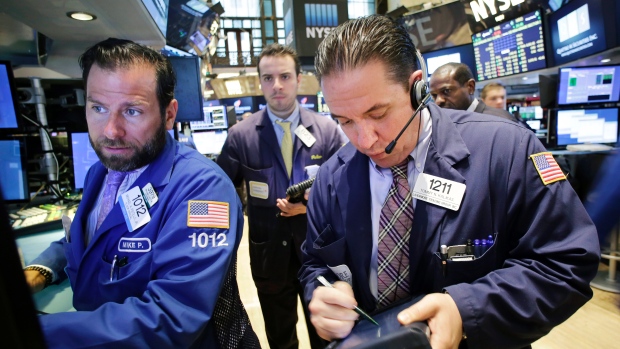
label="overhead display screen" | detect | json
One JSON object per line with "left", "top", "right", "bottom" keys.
{"left": 423, "top": 44, "right": 476, "bottom": 77}
{"left": 472, "top": 10, "right": 547, "bottom": 81}
{"left": 558, "top": 65, "right": 620, "bottom": 106}
{"left": 549, "top": 0, "right": 606, "bottom": 66}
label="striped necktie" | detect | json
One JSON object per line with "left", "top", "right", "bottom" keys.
{"left": 377, "top": 158, "right": 413, "bottom": 307}
{"left": 276, "top": 119, "right": 293, "bottom": 178}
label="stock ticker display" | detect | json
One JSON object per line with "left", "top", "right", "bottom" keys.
{"left": 472, "top": 10, "right": 547, "bottom": 81}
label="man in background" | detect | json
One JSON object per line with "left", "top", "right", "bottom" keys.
{"left": 23, "top": 38, "right": 257, "bottom": 348}
{"left": 217, "top": 44, "right": 344, "bottom": 349}
{"left": 429, "top": 62, "right": 517, "bottom": 122}
{"left": 481, "top": 82, "right": 507, "bottom": 110}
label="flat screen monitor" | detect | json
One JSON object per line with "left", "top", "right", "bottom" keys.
{"left": 423, "top": 44, "right": 476, "bottom": 77}
{"left": 166, "top": 0, "right": 219, "bottom": 56}
{"left": 192, "top": 129, "right": 228, "bottom": 155}
{"left": 70, "top": 132, "right": 99, "bottom": 190}
{"left": 549, "top": 0, "right": 606, "bottom": 66}
{"left": 0, "top": 139, "right": 29, "bottom": 202}
{"left": 555, "top": 108, "right": 619, "bottom": 146}
{"left": 189, "top": 105, "right": 228, "bottom": 131}
{"left": 168, "top": 56, "right": 204, "bottom": 122}
{"left": 472, "top": 10, "right": 547, "bottom": 81}
{"left": 519, "top": 106, "right": 543, "bottom": 120}
{"left": 557, "top": 65, "right": 620, "bottom": 106}
{"left": 298, "top": 95, "right": 318, "bottom": 112}
{"left": 0, "top": 61, "right": 20, "bottom": 132}
{"left": 220, "top": 97, "right": 254, "bottom": 115}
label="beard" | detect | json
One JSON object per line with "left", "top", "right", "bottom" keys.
{"left": 90, "top": 121, "right": 167, "bottom": 172}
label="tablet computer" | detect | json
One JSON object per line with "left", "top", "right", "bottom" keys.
{"left": 326, "top": 295, "right": 430, "bottom": 349}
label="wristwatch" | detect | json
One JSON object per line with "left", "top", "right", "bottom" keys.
{"left": 24, "top": 265, "right": 53, "bottom": 288}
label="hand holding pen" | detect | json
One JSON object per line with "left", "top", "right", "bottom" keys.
{"left": 316, "top": 276, "right": 379, "bottom": 326}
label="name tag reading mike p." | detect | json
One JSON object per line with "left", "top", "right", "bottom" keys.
{"left": 119, "top": 186, "right": 151, "bottom": 232}
{"left": 412, "top": 173, "right": 466, "bottom": 211}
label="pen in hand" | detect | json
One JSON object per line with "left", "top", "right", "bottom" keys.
{"left": 316, "top": 275, "right": 379, "bottom": 326}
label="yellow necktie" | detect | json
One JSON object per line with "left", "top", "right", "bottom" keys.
{"left": 276, "top": 119, "right": 293, "bottom": 178}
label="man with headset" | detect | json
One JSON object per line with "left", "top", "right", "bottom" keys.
{"left": 299, "top": 15, "right": 599, "bottom": 349}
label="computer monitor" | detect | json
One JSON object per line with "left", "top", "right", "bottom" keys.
{"left": 423, "top": 44, "right": 476, "bottom": 77}
{"left": 168, "top": 56, "right": 205, "bottom": 122}
{"left": 70, "top": 132, "right": 99, "bottom": 190}
{"left": 192, "top": 129, "right": 228, "bottom": 155}
{"left": 298, "top": 95, "right": 319, "bottom": 112}
{"left": 0, "top": 61, "right": 21, "bottom": 133}
{"left": 0, "top": 138, "right": 29, "bottom": 202}
{"left": 519, "top": 106, "right": 543, "bottom": 120}
{"left": 555, "top": 108, "right": 619, "bottom": 147}
{"left": 0, "top": 192, "right": 46, "bottom": 348}
{"left": 548, "top": 0, "right": 607, "bottom": 66}
{"left": 472, "top": 10, "right": 547, "bottom": 81}
{"left": 189, "top": 105, "right": 228, "bottom": 131}
{"left": 255, "top": 96, "right": 267, "bottom": 111}
{"left": 220, "top": 97, "right": 254, "bottom": 115}
{"left": 557, "top": 65, "right": 620, "bottom": 106}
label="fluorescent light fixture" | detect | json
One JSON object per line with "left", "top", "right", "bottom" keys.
{"left": 67, "top": 11, "right": 97, "bottom": 21}
{"left": 601, "top": 59, "right": 611, "bottom": 63}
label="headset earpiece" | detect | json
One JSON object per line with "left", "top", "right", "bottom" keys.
{"left": 410, "top": 49, "right": 429, "bottom": 109}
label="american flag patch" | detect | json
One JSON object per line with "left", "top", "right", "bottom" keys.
{"left": 530, "top": 152, "right": 566, "bottom": 185}
{"left": 187, "top": 201, "right": 229, "bottom": 228}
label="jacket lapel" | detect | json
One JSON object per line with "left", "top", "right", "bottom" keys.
{"left": 335, "top": 145, "right": 376, "bottom": 309}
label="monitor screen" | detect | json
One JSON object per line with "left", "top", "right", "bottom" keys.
{"left": 557, "top": 65, "right": 620, "bottom": 106}
{"left": 472, "top": 10, "right": 547, "bottom": 81}
{"left": 0, "top": 139, "right": 29, "bottom": 202}
{"left": 0, "top": 61, "right": 20, "bottom": 131}
{"left": 256, "top": 96, "right": 267, "bottom": 111}
{"left": 556, "top": 108, "right": 619, "bottom": 146}
{"left": 549, "top": 0, "right": 606, "bottom": 66}
{"left": 168, "top": 56, "right": 204, "bottom": 122}
{"left": 519, "top": 106, "right": 543, "bottom": 120}
{"left": 70, "top": 132, "right": 99, "bottom": 190}
{"left": 423, "top": 45, "right": 477, "bottom": 77}
{"left": 192, "top": 129, "right": 228, "bottom": 155}
{"left": 189, "top": 105, "right": 228, "bottom": 131}
{"left": 298, "top": 95, "right": 318, "bottom": 112}
{"left": 220, "top": 97, "right": 254, "bottom": 115}
{"left": 166, "top": 0, "right": 219, "bottom": 55}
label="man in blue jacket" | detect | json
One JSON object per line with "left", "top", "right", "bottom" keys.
{"left": 300, "top": 15, "right": 599, "bottom": 349}
{"left": 23, "top": 38, "right": 258, "bottom": 348}
{"left": 217, "top": 44, "right": 345, "bottom": 349}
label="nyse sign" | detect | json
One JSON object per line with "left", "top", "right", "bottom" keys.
{"left": 306, "top": 27, "right": 334, "bottom": 39}
{"left": 470, "top": 0, "right": 525, "bottom": 22}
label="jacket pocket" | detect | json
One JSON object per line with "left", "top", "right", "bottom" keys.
{"left": 242, "top": 164, "right": 276, "bottom": 207}
{"left": 312, "top": 224, "right": 346, "bottom": 268}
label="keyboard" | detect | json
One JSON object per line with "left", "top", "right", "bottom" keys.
{"left": 10, "top": 204, "right": 78, "bottom": 236}
{"left": 565, "top": 144, "right": 614, "bottom": 152}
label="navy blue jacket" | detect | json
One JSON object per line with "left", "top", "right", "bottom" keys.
{"left": 300, "top": 103, "right": 599, "bottom": 349}
{"left": 218, "top": 108, "right": 344, "bottom": 293}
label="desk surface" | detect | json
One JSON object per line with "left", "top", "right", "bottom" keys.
{"left": 17, "top": 229, "right": 75, "bottom": 313}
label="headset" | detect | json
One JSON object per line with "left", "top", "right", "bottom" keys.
{"left": 410, "top": 49, "right": 430, "bottom": 109}
{"left": 385, "top": 49, "right": 431, "bottom": 154}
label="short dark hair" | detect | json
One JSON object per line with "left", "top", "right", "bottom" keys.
{"left": 481, "top": 82, "right": 506, "bottom": 99}
{"left": 257, "top": 43, "right": 301, "bottom": 76}
{"left": 314, "top": 15, "right": 418, "bottom": 92}
{"left": 434, "top": 63, "right": 474, "bottom": 86}
{"left": 79, "top": 38, "right": 176, "bottom": 118}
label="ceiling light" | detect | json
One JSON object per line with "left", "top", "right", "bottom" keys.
{"left": 67, "top": 11, "right": 97, "bottom": 21}
{"left": 522, "top": 77, "right": 528, "bottom": 80}
{"left": 601, "top": 58, "right": 611, "bottom": 63}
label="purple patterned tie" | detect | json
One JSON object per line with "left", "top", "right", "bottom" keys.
{"left": 96, "top": 170, "right": 127, "bottom": 231}
{"left": 377, "top": 158, "right": 413, "bottom": 307}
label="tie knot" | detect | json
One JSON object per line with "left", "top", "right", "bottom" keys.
{"left": 276, "top": 119, "right": 291, "bottom": 132}
{"left": 390, "top": 158, "right": 409, "bottom": 179}
{"left": 107, "top": 170, "right": 127, "bottom": 186}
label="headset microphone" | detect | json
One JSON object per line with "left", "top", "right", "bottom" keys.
{"left": 385, "top": 94, "right": 430, "bottom": 154}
